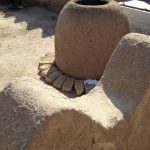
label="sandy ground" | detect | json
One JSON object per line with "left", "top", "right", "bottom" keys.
{"left": 0, "top": 5, "right": 57, "bottom": 91}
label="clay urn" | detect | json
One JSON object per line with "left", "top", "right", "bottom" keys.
{"left": 55, "top": 0, "right": 129, "bottom": 79}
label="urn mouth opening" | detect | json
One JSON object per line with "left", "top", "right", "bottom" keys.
{"left": 76, "top": 0, "right": 109, "bottom": 5}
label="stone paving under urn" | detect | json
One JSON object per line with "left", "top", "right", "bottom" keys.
{"left": 38, "top": 53, "right": 97, "bottom": 96}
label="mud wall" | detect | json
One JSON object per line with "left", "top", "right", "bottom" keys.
{"left": 24, "top": 0, "right": 123, "bottom": 12}
{"left": 24, "top": 0, "right": 70, "bottom": 12}
{"left": 122, "top": 6, "right": 150, "bottom": 35}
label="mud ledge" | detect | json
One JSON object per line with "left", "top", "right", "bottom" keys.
{"left": 0, "top": 33, "right": 150, "bottom": 149}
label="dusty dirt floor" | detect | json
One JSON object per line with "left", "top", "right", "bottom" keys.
{"left": 0, "top": 5, "right": 57, "bottom": 91}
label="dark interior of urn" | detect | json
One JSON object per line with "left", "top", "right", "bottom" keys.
{"left": 76, "top": 0, "right": 109, "bottom": 5}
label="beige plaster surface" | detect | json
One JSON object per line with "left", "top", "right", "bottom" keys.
{"left": 0, "top": 6, "right": 57, "bottom": 91}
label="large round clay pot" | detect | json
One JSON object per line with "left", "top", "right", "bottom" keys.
{"left": 55, "top": 0, "right": 129, "bottom": 79}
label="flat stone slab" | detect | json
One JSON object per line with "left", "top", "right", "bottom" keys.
{"left": 74, "top": 80, "right": 85, "bottom": 96}
{"left": 84, "top": 84, "right": 95, "bottom": 94}
{"left": 62, "top": 77, "right": 75, "bottom": 92}
{"left": 38, "top": 64, "right": 50, "bottom": 71}
{"left": 53, "top": 74, "right": 67, "bottom": 89}
{"left": 39, "top": 60, "right": 52, "bottom": 66}
{"left": 40, "top": 69, "right": 49, "bottom": 78}
{"left": 40, "top": 65, "right": 58, "bottom": 77}
{"left": 39, "top": 53, "right": 55, "bottom": 66}
{"left": 48, "top": 65, "right": 58, "bottom": 73}
{"left": 84, "top": 79, "right": 98, "bottom": 94}
{"left": 46, "top": 70, "right": 62, "bottom": 84}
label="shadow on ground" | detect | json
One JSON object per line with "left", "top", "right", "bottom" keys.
{"left": 0, "top": 4, "right": 58, "bottom": 38}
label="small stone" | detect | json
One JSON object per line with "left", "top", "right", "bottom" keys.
{"left": 39, "top": 60, "right": 52, "bottom": 66}
{"left": 40, "top": 65, "right": 58, "bottom": 77}
{"left": 46, "top": 71, "right": 62, "bottom": 84}
{"left": 84, "top": 83, "right": 95, "bottom": 94}
{"left": 74, "top": 80, "right": 85, "bottom": 96}
{"left": 40, "top": 53, "right": 55, "bottom": 66}
{"left": 47, "top": 65, "right": 58, "bottom": 74}
{"left": 39, "top": 59, "right": 55, "bottom": 66}
{"left": 38, "top": 64, "right": 50, "bottom": 71}
{"left": 53, "top": 75, "right": 67, "bottom": 89}
{"left": 40, "top": 69, "right": 49, "bottom": 78}
{"left": 62, "top": 77, "right": 75, "bottom": 92}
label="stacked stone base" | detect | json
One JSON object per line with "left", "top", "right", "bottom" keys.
{"left": 38, "top": 53, "right": 96, "bottom": 96}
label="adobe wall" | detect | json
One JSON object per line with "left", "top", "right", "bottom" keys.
{"left": 24, "top": 0, "right": 70, "bottom": 12}
{"left": 24, "top": 0, "right": 123, "bottom": 12}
